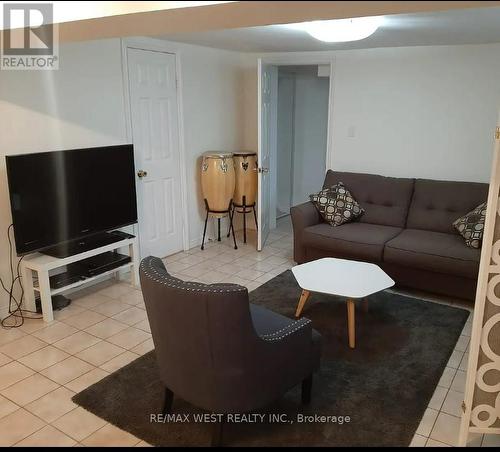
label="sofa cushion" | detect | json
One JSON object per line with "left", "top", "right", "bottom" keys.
{"left": 302, "top": 222, "right": 402, "bottom": 262}
{"left": 310, "top": 182, "right": 364, "bottom": 227}
{"left": 323, "top": 170, "right": 414, "bottom": 228}
{"left": 453, "top": 202, "right": 487, "bottom": 249}
{"left": 384, "top": 229, "right": 481, "bottom": 278}
{"left": 406, "top": 179, "right": 488, "bottom": 234}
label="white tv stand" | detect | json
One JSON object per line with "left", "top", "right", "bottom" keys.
{"left": 20, "top": 236, "right": 140, "bottom": 322}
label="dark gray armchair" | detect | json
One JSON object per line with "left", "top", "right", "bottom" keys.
{"left": 139, "top": 256, "right": 321, "bottom": 446}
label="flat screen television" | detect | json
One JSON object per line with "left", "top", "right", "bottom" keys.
{"left": 6, "top": 144, "right": 138, "bottom": 256}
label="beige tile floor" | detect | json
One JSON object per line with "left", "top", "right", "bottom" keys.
{"left": 0, "top": 217, "right": 496, "bottom": 447}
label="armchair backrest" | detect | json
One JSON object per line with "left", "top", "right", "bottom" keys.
{"left": 139, "top": 256, "right": 255, "bottom": 409}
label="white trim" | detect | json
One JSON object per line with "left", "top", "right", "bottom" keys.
{"left": 269, "top": 67, "right": 278, "bottom": 231}
{"left": 257, "top": 58, "right": 263, "bottom": 250}
{"left": 189, "top": 237, "right": 202, "bottom": 250}
{"left": 289, "top": 74, "right": 297, "bottom": 211}
{"left": 120, "top": 37, "right": 190, "bottom": 255}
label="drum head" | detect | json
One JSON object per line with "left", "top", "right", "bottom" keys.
{"left": 203, "top": 151, "right": 233, "bottom": 159}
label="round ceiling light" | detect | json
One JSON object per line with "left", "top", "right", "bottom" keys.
{"left": 284, "top": 16, "right": 383, "bottom": 43}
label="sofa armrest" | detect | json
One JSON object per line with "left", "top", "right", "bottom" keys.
{"left": 290, "top": 202, "right": 321, "bottom": 263}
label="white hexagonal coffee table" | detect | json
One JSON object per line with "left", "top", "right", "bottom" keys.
{"left": 292, "top": 257, "right": 395, "bottom": 349}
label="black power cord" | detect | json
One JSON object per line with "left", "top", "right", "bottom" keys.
{"left": 1, "top": 224, "right": 42, "bottom": 329}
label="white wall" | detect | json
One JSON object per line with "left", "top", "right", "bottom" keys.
{"left": 330, "top": 44, "right": 500, "bottom": 183}
{"left": 0, "top": 39, "right": 128, "bottom": 319}
{"left": 255, "top": 43, "right": 500, "bottom": 186}
{"left": 0, "top": 37, "right": 251, "bottom": 318}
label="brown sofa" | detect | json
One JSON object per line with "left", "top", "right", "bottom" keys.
{"left": 290, "top": 170, "right": 488, "bottom": 301}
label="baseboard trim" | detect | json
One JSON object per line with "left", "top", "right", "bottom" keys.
{"left": 188, "top": 223, "right": 253, "bottom": 252}
{"left": 0, "top": 270, "right": 131, "bottom": 324}
{"left": 189, "top": 237, "right": 202, "bottom": 250}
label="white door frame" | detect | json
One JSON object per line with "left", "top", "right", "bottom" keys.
{"left": 121, "top": 37, "right": 190, "bottom": 255}
{"left": 257, "top": 54, "right": 335, "bottom": 231}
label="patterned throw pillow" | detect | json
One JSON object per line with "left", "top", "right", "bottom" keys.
{"left": 453, "top": 202, "right": 487, "bottom": 249}
{"left": 309, "top": 182, "right": 364, "bottom": 227}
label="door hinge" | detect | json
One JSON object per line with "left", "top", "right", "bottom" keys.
{"left": 496, "top": 127, "right": 500, "bottom": 140}
{"left": 461, "top": 401, "right": 466, "bottom": 413}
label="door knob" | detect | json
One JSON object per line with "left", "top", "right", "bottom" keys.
{"left": 137, "top": 170, "right": 148, "bottom": 178}
{"left": 258, "top": 167, "right": 269, "bottom": 174}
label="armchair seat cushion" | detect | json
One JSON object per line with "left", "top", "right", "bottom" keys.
{"left": 384, "top": 229, "right": 481, "bottom": 278}
{"left": 302, "top": 222, "right": 402, "bottom": 262}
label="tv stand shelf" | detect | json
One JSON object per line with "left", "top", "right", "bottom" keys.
{"left": 20, "top": 236, "right": 139, "bottom": 322}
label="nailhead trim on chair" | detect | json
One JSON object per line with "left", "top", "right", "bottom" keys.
{"left": 141, "top": 257, "right": 248, "bottom": 293}
{"left": 260, "top": 318, "right": 311, "bottom": 342}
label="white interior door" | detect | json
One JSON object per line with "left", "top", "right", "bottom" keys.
{"left": 127, "top": 47, "right": 184, "bottom": 258}
{"left": 257, "top": 60, "right": 277, "bottom": 251}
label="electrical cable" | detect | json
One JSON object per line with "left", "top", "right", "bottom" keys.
{"left": 1, "top": 224, "right": 42, "bottom": 329}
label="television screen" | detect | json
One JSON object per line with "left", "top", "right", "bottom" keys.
{"left": 6, "top": 144, "right": 138, "bottom": 255}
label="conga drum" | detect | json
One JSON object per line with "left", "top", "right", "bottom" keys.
{"left": 200, "top": 152, "right": 238, "bottom": 250}
{"left": 233, "top": 152, "right": 258, "bottom": 207}
{"left": 231, "top": 151, "right": 258, "bottom": 244}
{"left": 201, "top": 152, "right": 235, "bottom": 214}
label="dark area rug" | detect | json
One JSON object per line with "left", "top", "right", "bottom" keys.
{"left": 72, "top": 270, "right": 469, "bottom": 447}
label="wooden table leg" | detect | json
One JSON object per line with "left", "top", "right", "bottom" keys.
{"left": 347, "top": 299, "right": 355, "bottom": 349}
{"left": 295, "top": 290, "right": 310, "bottom": 318}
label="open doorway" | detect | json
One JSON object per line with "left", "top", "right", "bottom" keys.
{"left": 274, "top": 65, "right": 330, "bottom": 222}
{"left": 258, "top": 60, "right": 332, "bottom": 250}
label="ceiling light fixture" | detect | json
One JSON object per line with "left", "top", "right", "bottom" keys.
{"left": 284, "top": 16, "right": 383, "bottom": 43}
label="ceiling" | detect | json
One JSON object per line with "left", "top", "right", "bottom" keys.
{"left": 24, "top": 1, "right": 499, "bottom": 43}
{"left": 160, "top": 7, "right": 500, "bottom": 52}
{"left": 0, "top": 1, "right": 233, "bottom": 30}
